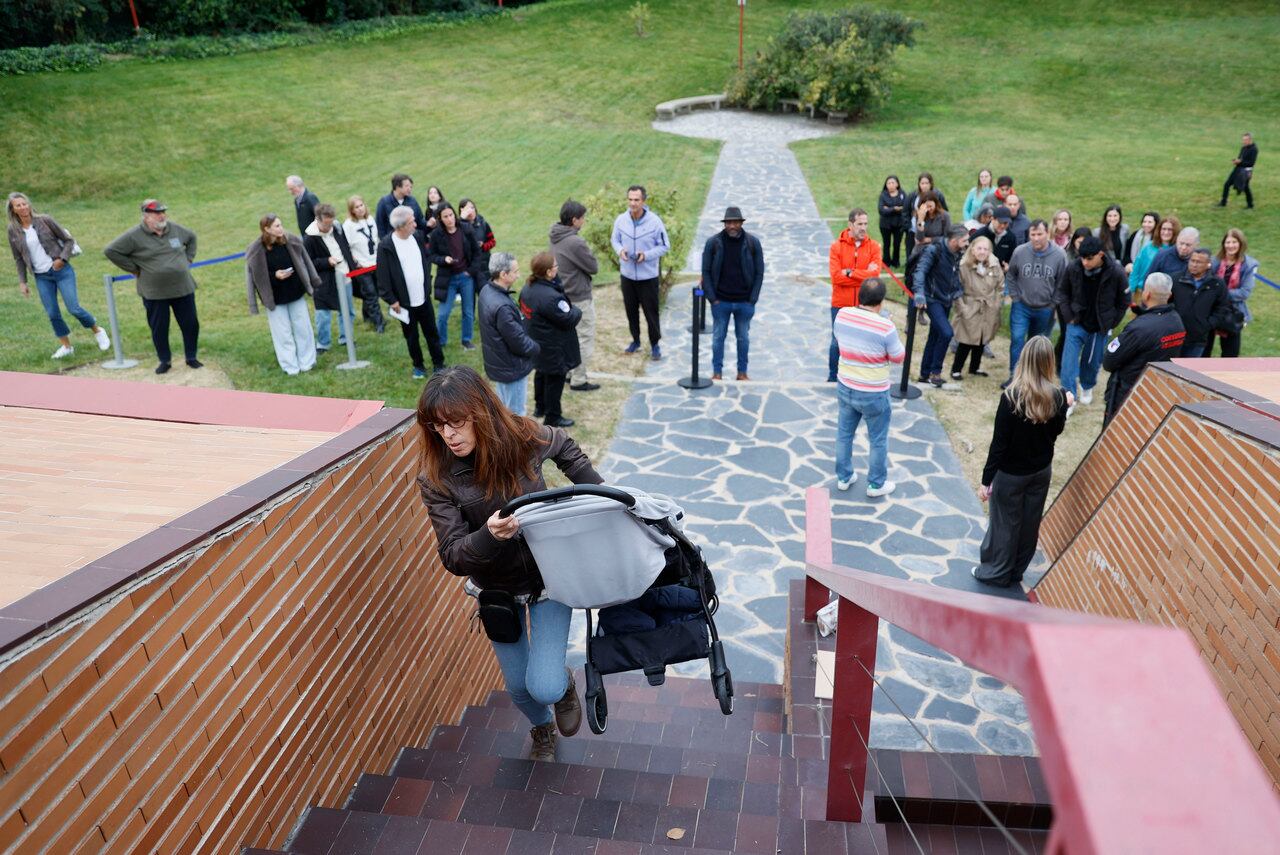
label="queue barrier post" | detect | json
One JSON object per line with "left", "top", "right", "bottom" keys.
{"left": 677, "top": 285, "right": 713, "bottom": 390}
{"left": 100, "top": 274, "right": 138, "bottom": 370}
{"left": 886, "top": 270, "right": 921, "bottom": 402}
{"left": 336, "top": 267, "right": 371, "bottom": 370}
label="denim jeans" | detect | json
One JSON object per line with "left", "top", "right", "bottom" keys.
{"left": 488, "top": 597, "right": 573, "bottom": 727}
{"left": 835, "top": 384, "right": 891, "bottom": 487}
{"left": 436, "top": 272, "right": 475, "bottom": 346}
{"left": 495, "top": 375, "right": 528, "bottom": 416}
{"left": 711, "top": 300, "right": 755, "bottom": 374}
{"left": 266, "top": 297, "right": 317, "bottom": 375}
{"left": 1008, "top": 301, "right": 1056, "bottom": 376}
{"left": 314, "top": 279, "right": 355, "bottom": 349}
{"left": 1180, "top": 341, "right": 1206, "bottom": 358}
{"left": 919, "top": 301, "right": 953, "bottom": 378}
{"left": 34, "top": 264, "right": 95, "bottom": 338}
{"left": 1059, "top": 323, "right": 1108, "bottom": 397}
{"left": 827, "top": 306, "right": 842, "bottom": 380}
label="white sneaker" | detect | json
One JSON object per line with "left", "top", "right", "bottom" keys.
{"left": 94, "top": 328, "right": 111, "bottom": 351}
{"left": 1080, "top": 388, "right": 1093, "bottom": 406}
{"left": 52, "top": 345, "right": 74, "bottom": 359}
{"left": 866, "top": 480, "right": 896, "bottom": 498}
{"left": 836, "top": 475, "right": 856, "bottom": 491}
{"left": 1066, "top": 404, "right": 1076, "bottom": 418}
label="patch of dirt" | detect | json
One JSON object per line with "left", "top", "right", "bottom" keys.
{"left": 66, "top": 358, "right": 235, "bottom": 389}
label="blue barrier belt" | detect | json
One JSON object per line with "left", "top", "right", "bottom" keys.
{"left": 1256, "top": 272, "right": 1280, "bottom": 292}
{"left": 109, "top": 251, "right": 247, "bottom": 282}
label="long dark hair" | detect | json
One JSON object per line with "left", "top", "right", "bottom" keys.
{"left": 416, "top": 366, "right": 547, "bottom": 501}
{"left": 882, "top": 175, "right": 903, "bottom": 197}
{"left": 1098, "top": 204, "right": 1123, "bottom": 236}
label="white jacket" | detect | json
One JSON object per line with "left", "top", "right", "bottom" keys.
{"left": 343, "top": 217, "right": 379, "bottom": 269}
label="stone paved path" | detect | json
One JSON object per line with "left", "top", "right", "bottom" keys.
{"left": 572, "top": 110, "right": 1035, "bottom": 757}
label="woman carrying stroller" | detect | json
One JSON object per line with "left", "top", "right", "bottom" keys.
{"left": 416, "top": 366, "right": 601, "bottom": 761}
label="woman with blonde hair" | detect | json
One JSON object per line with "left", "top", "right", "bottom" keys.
{"left": 951, "top": 236, "right": 1002, "bottom": 379}
{"left": 1128, "top": 214, "right": 1180, "bottom": 297}
{"left": 1049, "top": 209, "right": 1073, "bottom": 248}
{"left": 973, "top": 335, "right": 1071, "bottom": 588}
{"left": 245, "top": 213, "right": 320, "bottom": 375}
{"left": 341, "top": 195, "right": 385, "bottom": 333}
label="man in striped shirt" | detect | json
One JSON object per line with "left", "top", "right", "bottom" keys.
{"left": 833, "top": 278, "right": 905, "bottom": 497}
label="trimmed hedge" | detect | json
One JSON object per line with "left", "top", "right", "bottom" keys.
{"left": 0, "top": 10, "right": 500, "bottom": 76}
{"left": 726, "top": 8, "right": 921, "bottom": 119}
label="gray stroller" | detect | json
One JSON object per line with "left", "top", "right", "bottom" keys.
{"left": 500, "top": 484, "right": 733, "bottom": 734}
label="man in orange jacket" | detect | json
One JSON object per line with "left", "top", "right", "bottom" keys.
{"left": 828, "top": 208, "right": 882, "bottom": 381}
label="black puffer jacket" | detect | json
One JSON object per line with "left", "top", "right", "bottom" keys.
{"left": 520, "top": 276, "right": 582, "bottom": 374}
{"left": 418, "top": 426, "right": 602, "bottom": 595}
{"left": 427, "top": 223, "right": 480, "bottom": 301}
{"left": 478, "top": 279, "right": 539, "bottom": 383}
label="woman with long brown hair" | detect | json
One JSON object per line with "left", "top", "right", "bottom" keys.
{"left": 973, "top": 336, "right": 1071, "bottom": 588}
{"left": 245, "top": 213, "right": 319, "bottom": 374}
{"left": 1129, "top": 215, "right": 1180, "bottom": 297}
{"left": 416, "top": 366, "right": 601, "bottom": 761}
{"left": 1204, "top": 227, "right": 1258, "bottom": 358}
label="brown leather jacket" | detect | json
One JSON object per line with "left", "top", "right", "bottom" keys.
{"left": 417, "top": 425, "right": 602, "bottom": 595}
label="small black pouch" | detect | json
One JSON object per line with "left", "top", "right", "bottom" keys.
{"left": 478, "top": 589, "right": 523, "bottom": 643}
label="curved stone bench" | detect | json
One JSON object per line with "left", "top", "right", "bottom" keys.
{"left": 655, "top": 93, "right": 725, "bottom": 120}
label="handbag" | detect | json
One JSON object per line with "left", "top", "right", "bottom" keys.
{"left": 478, "top": 589, "right": 523, "bottom": 643}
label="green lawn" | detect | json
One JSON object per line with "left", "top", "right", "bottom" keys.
{"left": 794, "top": 0, "right": 1280, "bottom": 355}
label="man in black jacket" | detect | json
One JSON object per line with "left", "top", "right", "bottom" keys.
{"left": 972, "top": 206, "right": 1017, "bottom": 268}
{"left": 1172, "top": 248, "right": 1232, "bottom": 357}
{"left": 1057, "top": 236, "right": 1130, "bottom": 409}
{"left": 286, "top": 175, "right": 319, "bottom": 235}
{"left": 1219, "top": 132, "right": 1257, "bottom": 208}
{"left": 1102, "top": 272, "right": 1184, "bottom": 425}
{"left": 377, "top": 205, "right": 444, "bottom": 378}
{"left": 427, "top": 204, "right": 481, "bottom": 350}
{"left": 912, "top": 225, "right": 968, "bottom": 386}
{"left": 478, "top": 252, "right": 539, "bottom": 416}
{"left": 701, "top": 206, "right": 765, "bottom": 380}
{"left": 304, "top": 203, "right": 358, "bottom": 352}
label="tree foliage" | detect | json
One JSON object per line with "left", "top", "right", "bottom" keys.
{"left": 581, "top": 183, "right": 690, "bottom": 291}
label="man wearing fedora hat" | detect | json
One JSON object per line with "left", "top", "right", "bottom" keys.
{"left": 701, "top": 206, "right": 764, "bottom": 380}
{"left": 104, "top": 199, "right": 202, "bottom": 374}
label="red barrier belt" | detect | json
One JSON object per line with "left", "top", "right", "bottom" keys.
{"left": 884, "top": 269, "right": 914, "bottom": 300}
{"left": 346, "top": 265, "right": 376, "bottom": 279}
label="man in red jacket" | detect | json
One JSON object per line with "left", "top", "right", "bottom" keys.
{"left": 827, "top": 208, "right": 882, "bottom": 381}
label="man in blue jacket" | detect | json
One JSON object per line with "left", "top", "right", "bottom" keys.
{"left": 701, "top": 206, "right": 764, "bottom": 380}
{"left": 913, "top": 225, "right": 969, "bottom": 387}
{"left": 611, "top": 185, "right": 670, "bottom": 360}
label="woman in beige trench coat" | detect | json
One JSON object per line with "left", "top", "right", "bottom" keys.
{"left": 950, "top": 235, "right": 1003, "bottom": 379}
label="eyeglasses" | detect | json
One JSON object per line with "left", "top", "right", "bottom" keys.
{"left": 425, "top": 418, "right": 470, "bottom": 433}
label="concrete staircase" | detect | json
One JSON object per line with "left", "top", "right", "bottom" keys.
{"left": 252, "top": 583, "right": 1050, "bottom": 853}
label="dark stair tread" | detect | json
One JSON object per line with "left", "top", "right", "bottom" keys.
{"left": 482, "top": 672, "right": 784, "bottom": 714}
{"left": 285, "top": 805, "right": 736, "bottom": 855}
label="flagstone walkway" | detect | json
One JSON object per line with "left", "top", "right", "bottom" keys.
{"left": 576, "top": 110, "right": 1036, "bottom": 757}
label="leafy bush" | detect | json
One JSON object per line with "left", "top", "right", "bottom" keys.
{"left": 581, "top": 183, "right": 690, "bottom": 291}
{"left": 0, "top": 9, "right": 499, "bottom": 76}
{"left": 628, "top": 2, "right": 650, "bottom": 38}
{"left": 726, "top": 7, "right": 921, "bottom": 118}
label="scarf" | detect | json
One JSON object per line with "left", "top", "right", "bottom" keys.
{"left": 1216, "top": 259, "right": 1242, "bottom": 290}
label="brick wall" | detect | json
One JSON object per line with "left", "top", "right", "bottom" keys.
{"left": 1039, "top": 364, "right": 1218, "bottom": 562}
{"left": 1036, "top": 402, "right": 1280, "bottom": 787}
{"left": 0, "top": 415, "right": 502, "bottom": 853}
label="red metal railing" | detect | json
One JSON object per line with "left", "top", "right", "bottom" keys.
{"left": 803, "top": 486, "right": 1280, "bottom": 853}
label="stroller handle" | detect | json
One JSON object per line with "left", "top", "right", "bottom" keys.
{"left": 499, "top": 484, "right": 636, "bottom": 518}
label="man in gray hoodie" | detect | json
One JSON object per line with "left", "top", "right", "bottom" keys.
{"left": 550, "top": 200, "right": 600, "bottom": 391}
{"left": 1003, "top": 219, "right": 1066, "bottom": 384}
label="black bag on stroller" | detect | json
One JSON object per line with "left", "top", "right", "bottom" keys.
{"left": 500, "top": 485, "right": 733, "bottom": 734}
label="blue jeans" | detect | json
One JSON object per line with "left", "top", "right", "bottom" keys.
{"left": 919, "top": 301, "right": 953, "bottom": 378}
{"left": 711, "top": 301, "right": 755, "bottom": 374}
{"left": 1181, "top": 342, "right": 1206, "bottom": 358}
{"left": 34, "top": 264, "right": 95, "bottom": 338}
{"left": 1059, "top": 323, "right": 1108, "bottom": 397}
{"left": 827, "top": 307, "right": 842, "bottom": 381}
{"left": 314, "top": 280, "right": 355, "bottom": 349}
{"left": 1008, "top": 301, "right": 1055, "bottom": 376}
{"left": 495, "top": 375, "right": 528, "bottom": 415}
{"left": 436, "top": 272, "right": 475, "bottom": 346}
{"left": 489, "top": 597, "right": 573, "bottom": 727}
{"left": 835, "top": 384, "right": 891, "bottom": 487}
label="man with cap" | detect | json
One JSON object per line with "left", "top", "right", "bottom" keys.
{"left": 701, "top": 206, "right": 765, "bottom": 381}
{"left": 973, "top": 206, "right": 1018, "bottom": 269}
{"left": 1056, "top": 235, "right": 1130, "bottom": 412}
{"left": 827, "top": 208, "right": 882, "bottom": 382}
{"left": 1101, "top": 272, "right": 1184, "bottom": 425}
{"left": 104, "top": 200, "right": 201, "bottom": 374}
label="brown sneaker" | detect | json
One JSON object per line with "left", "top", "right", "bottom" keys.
{"left": 736, "top": 372, "right": 750, "bottom": 381}
{"left": 529, "top": 722, "right": 557, "bottom": 761}
{"left": 554, "top": 667, "right": 582, "bottom": 737}
{"left": 711, "top": 373, "right": 722, "bottom": 380}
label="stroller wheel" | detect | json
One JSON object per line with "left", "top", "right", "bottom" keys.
{"left": 586, "top": 688, "right": 608, "bottom": 735}
{"left": 714, "top": 671, "right": 733, "bottom": 716}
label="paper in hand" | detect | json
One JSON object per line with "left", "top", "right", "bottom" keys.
{"left": 389, "top": 306, "right": 410, "bottom": 325}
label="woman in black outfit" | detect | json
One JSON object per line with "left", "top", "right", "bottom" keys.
{"left": 877, "top": 175, "right": 908, "bottom": 268}
{"left": 520, "top": 251, "right": 582, "bottom": 428}
{"left": 425, "top": 186, "right": 447, "bottom": 231}
{"left": 903, "top": 172, "right": 948, "bottom": 262}
{"left": 416, "top": 366, "right": 599, "bottom": 761}
{"left": 973, "top": 336, "right": 1071, "bottom": 588}
{"left": 1093, "top": 205, "right": 1129, "bottom": 260}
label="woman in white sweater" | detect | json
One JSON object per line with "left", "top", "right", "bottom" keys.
{"left": 343, "top": 195, "right": 385, "bottom": 333}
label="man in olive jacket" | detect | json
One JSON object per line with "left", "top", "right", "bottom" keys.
{"left": 103, "top": 199, "right": 201, "bottom": 374}
{"left": 549, "top": 199, "right": 600, "bottom": 391}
